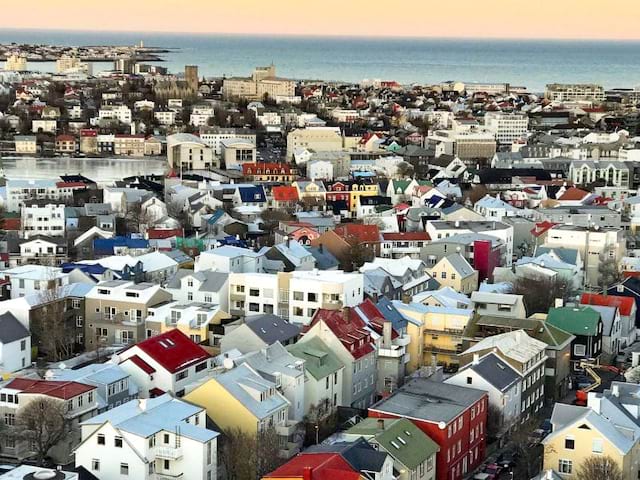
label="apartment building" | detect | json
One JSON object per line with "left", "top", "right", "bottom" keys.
{"left": 427, "top": 129, "right": 497, "bottom": 163}
{"left": 484, "top": 112, "right": 529, "bottom": 144}
{"left": 164, "top": 269, "right": 229, "bottom": 311}
{"left": 286, "top": 127, "right": 343, "bottom": 160}
{"left": 166, "top": 133, "right": 216, "bottom": 171}
{"left": 299, "top": 307, "right": 377, "bottom": 409}
{"left": 75, "top": 395, "right": 218, "bottom": 480}
{"left": 470, "top": 291, "right": 527, "bottom": 318}
{"left": 0, "top": 378, "right": 98, "bottom": 463}
{"left": 114, "top": 134, "right": 145, "bottom": 157}
{"left": 21, "top": 200, "right": 66, "bottom": 238}
{"left": 1, "top": 265, "right": 69, "bottom": 299}
{"left": 198, "top": 127, "right": 256, "bottom": 155}
{"left": 545, "top": 83, "right": 605, "bottom": 102}
{"left": 222, "top": 65, "right": 296, "bottom": 101}
{"left": 145, "top": 301, "right": 229, "bottom": 344}
{"left": 114, "top": 329, "right": 213, "bottom": 398}
{"left": 98, "top": 105, "right": 132, "bottom": 124}
{"left": 196, "top": 245, "right": 265, "bottom": 273}
{"left": 460, "top": 330, "right": 547, "bottom": 422}
{"left": 6, "top": 179, "right": 66, "bottom": 212}
{"left": 84, "top": 280, "right": 173, "bottom": 348}
{"left": 228, "top": 270, "right": 364, "bottom": 325}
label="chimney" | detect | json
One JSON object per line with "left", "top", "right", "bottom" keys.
{"left": 382, "top": 320, "right": 392, "bottom": 348}
{"left": 612, "top": 384, "right": 620, "bottom": 397}
{"left": 285, "top": 235, "right": 290, "bottom": 248}
{"left": 402, "top": 293, "right": 411, "bottom": 304}
{"left": 343, "top": 307, "right": 350, "bottom": 323}
{"left": 377, "top": 418, "right": 385, "bottom": 431}
{"left": 472, "top": 353, "right": 480, "bottom": 365}
{"left": 138, "top": 399, "right": 147, "bottom": 411}
{"left": 554, "top": 298, "right": 564, "bottom": 308}
{"left": 302, "top": 467, "right": 313, "bottom": 480}
{"left": 617, "top": 284, "right": 624, "bottom": 293}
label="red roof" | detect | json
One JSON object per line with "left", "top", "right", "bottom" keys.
{"left": 5, "top": 378, "right": 95, "bottom": 400}
{"left": 581, "top": 293, "right": 635, "bottom": 317}
{"left": 124, "top": 354, "right": 156, "bottom": 374}
{"left": 56, "top": 181, "right": 86, "bottom": 188}
{"left": 147, "top": 228, "right": 184, "bottom": 240}
{"left": 56, "top": 134, "right": 75, "bottom": 142}
{"left": 264, "top": 453, "right": 360, "bottom": 480}
{"left": 558, "top": 187, "right": 589, "bottom": 202}
{"left": 125, "top": 329, "right": 211, "bottom": 373}
{"left": 354, "top": 299, "right": 399, "bottom": 339}
{"left": 273, "top": 186, "right": 299, "bottom": 202}
{"left": 530, "top": 221, "right": 558, "bottom": 238}
{"left": 2, "top": 218, "right": 20, "bottom": 231}
{"left": 334, "top": 223, "right": 380, "bottom": 244}
{"left": 382, "top": 232, "right": 430, "bottom": 241}
{"left": 80, "top": 129, "right": 98, "bottom": 137}
{"left": 305, "top": 308, "right": 375, "bottom": 360}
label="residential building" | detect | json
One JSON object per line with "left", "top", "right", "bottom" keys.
{"left": 484, "top": 112, "right": 528, "bottom": 144}
{"left": 98, "top": 105, "right": 132, "bottom": 124}
{"left": 1, "top": 264, "right": 68, "bottom": 299}
{"left": 196, "top": 245, "right": 265, "bottom": 273}
{"left": 428, "top": 254, "right": 478, "bottom": 294}
{"left": 20, "top": 200, "right": 66, "bottom": 238}
{"left": 369, "top": 379, "right": 488, "bottom": 480}
{"left": 222, "top": 139, "right": 257, "bottom": 169}
{"left": 0, "top": 312, "right": 31, "bottom": 373}
{"left": 113, "top": 328, "right": 212, "bottom": 398}
{"left": 84, "top": 280, "right": 173, "bottom": 348}
{"left": 470, "top": 291, "right": 527, "bottom": 318}
{"left": 460, "top": 330, "right": 547, "bottom": 421}
{"left": 545, "top": 83, "right": 605, "bottom": 102}
{"left": 546, "top": 306, "right": 604, "bottom": 368}
{"left": 13, "top": 135, "right": 37, "bottom": 154}
{"left": 75, "top": 394, "right": 218, "bottom": 480}
{"left": 286, "top": 127, "right": 343, "bottom": 160}
{"left": 580, "top": 292, "right": 636, "bottom": 346}
{"left": 164, "top": 269, "right": 229, "bottom": 311}
{"left": 300, "top": 307, "right": 377, "bottom": 409}
{"left": 221, "top": 314, "right": 301, "bottom": 354}
{"left": 380, "top": 232, "right": 431, "bottom": 259}
{"left": 145, "top": 301, "right": 230, "bottom": 345}
{"left": 166, "top": 133, "right": 216, "bottom": 171}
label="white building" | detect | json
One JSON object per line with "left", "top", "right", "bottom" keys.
{"left": 195, "top": 245, "right": 265, "bottom": 273}
{"left": 165, "top": 270, "right": 229, "bottom": 311}
{"left": 1, "top": 265, "right": 69, "bottom": 299}
{"left": 113, "top": 329, "right": 213, "bottom": 398}
{"left": 98, "top": 105, "right": 132, "bottom": 125}
{"left": 307, "top": 159, "right": 334, "bottom": 181}
{"left": 75, "top": 395, "right": 218, "bottom": 480}
{"left": 166, "top": 133, "right": 216, "bottom": 171}
{"left": 199, "top": 127, "right": 256, "bottom": 155}
{"left": 0, "top": 312, "right": 31, "bottom": 372}
{"left": 154, "top": 110, "right": 177, "bottom": 126}
{"left": 484, "top": 112, "right": 529, "bottom": 145}
{"left": 6, "top": 179, "right": 61, "bottom": 213}
{"left": 21, "top": 201, "right": 66, "bottom": 238}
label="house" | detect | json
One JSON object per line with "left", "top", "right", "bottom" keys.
{"left": 195, "top": 245, "right": 265, "bottom": 273}
{"left": 263, "top": 239, "right": 316, "bottom": 272}
{"left": 113, "top": 329, "right": 213, "bottom": 398}
{"left": 135, "top": 251, "right": 179, "bottom": 284}
{"left": 18, "top": 236, "right": 68, "bottom": 266}
{"left": 21, "top": 200, "right": 66, "bottom": 238}
{"left": 0, "top": 312, "right": 31, "bottom": 373}
{"left": 185, "top": 362, "right": 298, "bottom": 458}
{"left": 75, "top": 395, "right": 218, "bottom": 480}
{"left": 1, "top": 264, "right": 69, "bottom": 299}
{"left": 44, "top": 362, "right": 137, "bottom": 413}
{"left": 380, "top": 232, "right": 431, "bottom": 259}
{"left": 271, "top": 185, "right": 299, "bottom": 209}
{"left": 287, "top": 337, "right": 345, "bottom": 421}
{"left": 581, "top": 292, "right": 636, "bottom": 347}
{"left": 164, "top": 269, "right": 229, "bottom": 311}
{"left": 393, "top": 300, "right": 474, "bottom": 369}
{"left": 14, "top": 135, "right": 37, "bottom": 154}
{"left": 84, "top": 280, "right": 172, "bottom": 348}
{"left": 368, "top": 379, "right": 488, "bottom": 480}
{"left": 262, "top": 452, "right": 362, "bottom": 480}
{"left": 0, "top": 378, "right": 98, "bottom": 463}
{"left": 578, "top": 304, "right": 621, "bottom": 357}
{"left": 460, "top": 330, "right": 547, "bottom": 422}
{"left": 343, "top": 417, "right": 439, "bottom": 480}
{"left": 429, "top": 254, "right": 478, "bottom": 294}
{"left": 470, "top": 291, "right": 527, "bottom": 318}
{"left": 221, "top": 313, "right": 301, "bottom": 354}
{"left": 546, "top": 306, "right": 604, "bottom": 369}
{"left": 360, "top": 257, "right": 439, "bottom": 300}
{"left": 300, "top": 307, "right": 377, "bottom": 409}
{"left": 542, "top": 383, "right": 640, "bottom": 479}
{"left": 304, "top": 439, "right": 395, "bottom": 479}
{"left": 462, "top": 314, "right": 574, "bottom": 402}
{"left": 445, "top": 352, "right": 522, "bottom": 434}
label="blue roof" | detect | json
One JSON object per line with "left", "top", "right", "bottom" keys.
{"left": 94, "top": 236, "right": 149, "bottom": 255}
{"left": 62, "top": 263, "right": 108, "bottom": 275}
{"left": 206, "top": 209, "right": 226, "bottom": 225}
{"left": 238, "top": 186, "right": 266, "bottom": 203}
{"left": 306, "top": 246, "right": 339, "bottom": 270}
{"left": 376, "top": 297, "right": 408, "bottom": 331}
{"left": 83, "top": 394, "right": 218, "bottom": 442}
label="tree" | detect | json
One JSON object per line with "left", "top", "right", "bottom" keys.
{"left": 14, "top": 397, "right": 68, "bottom": 466}
{"left": 218, "top": 427, "right": 284, "bottom": 480}
{"left": 260, "top": 208, "right": 295, "bottom": 245}
{"left": 576, "top": 455, "right": 623, "bottom": 480}
{"left": 345, "top": 243, "right": 375, "bottom": 271}
{"left": 512, "top": 276, "right": 575, "bottom": 315}
{"left": 125, "top": 201, "right": 153, "bottom": 234}
{"left": 302, "top": 400, "right": 338, "bottom": 446}
{"left": 396, "top": 161, "right": 414, "bottom": 178}
{"left": 486, "top": 404, "right": 502, "bottom": 440}
{"left": 598, "top": 250, "right": 622, "bottom": 290}
{"left": 510, "top": 417, "right": 544, "bottom": 479}
{"left": 463, "top": 185, "right": 489, "bottom": 205}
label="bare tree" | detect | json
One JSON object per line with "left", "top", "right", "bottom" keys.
{"left": 576, "top": 455, "right": 623, "bottom": 480}
{"left": 598, "top": 250, "right": 622, "bottom": 290}
{"left": 218, "top": 426, "right": 284, "bottom": 480}
{"left": 396, "top": 161, "right": 414, "bottom": 178}
{"left": 512, "top": 276, "right": 575, "bottom": 315}
{"left": 302, "top": 400, "right": 338, "bottom": 446}
{"left": 345, "top": 243, "right": 376, "bottom": 271}
{"left": 256, "top": 426, "right": 285, "bottom": 477}
{"left": 14, "top": 397, "right": 68, "bottom": 466}
{"left": 260, "top": 208, "right": 295, "bottom": 245}
{"left": 510, "top": 417, "right": 544, "bottom": 479}
{"left": 125, "top": 201, "right": 153, "bottom": 234}
{"left": 486, "top": 403, "right": 502, "bottom": 440}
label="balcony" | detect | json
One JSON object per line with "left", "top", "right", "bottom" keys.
{"left": 276, "top": 420, "right": 300, "bottom": 437}
{"left": 95, "top": 312, "right": 143, "bottom": 326}
{"left": 154, "top": 446, "right": 183, "bottom": 460}
{"left": 394, "top": 335, "right": 411, "bottom": 347}
{"left": 379, "top": 346, "right": 406, "bottom": 358}
{"left": 279, "top": 441, "right": 300, "bottom": 459}
{"left": 153, "top": 473, "right": 184, "bottom": 480}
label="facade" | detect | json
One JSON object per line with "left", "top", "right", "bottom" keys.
{"left": 75, "top": 394, "right": 218, "bottom": 480}
{"left": 546, "top": 306, "right": 604, "bottom": 368}
{"left": 21, "top": 201, "right": 66, "bottom": 238}
{"left": 545, "top": 83, "right": 605, "bottom": 102}
{"left": 428, "top": 254, "right": 478, "bottom": 294}
{"left": 0, "top": 312, "right": 31, "bottom": 373}
{"left": 222, "top": 65, "right": 296, "bottom": 101}
{"left": 166, "top": 133, "right": 216, "bottom": 171}
{"left": 484, "top": 112, "right": 528, "bottom": 144}
{"left": 286, "top": 127, "right": 343, "bottom": 160}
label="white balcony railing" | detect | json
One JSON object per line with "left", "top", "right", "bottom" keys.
{"left": 153, "top": 446, "right": 183, "bottom": 460}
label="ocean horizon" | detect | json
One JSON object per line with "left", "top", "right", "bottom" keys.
{"left": 2, "top": 29, "right": 640, "bottom": 91}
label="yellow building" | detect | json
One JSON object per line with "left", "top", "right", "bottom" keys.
{"left": 429, "top": 253, "right": 478, "bottom": 294}
{"left": 349, "top": 182, "right": 379, "bottom": 214}
{"left": 542, "top": 395, "right": 640, "bottom": 479}
{"left": 393, "top": 300, "right": 473, "bottom": 370}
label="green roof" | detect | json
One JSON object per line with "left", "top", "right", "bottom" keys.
{"left": 287, "top": 337, "right": 344, "bottom": 380}
{"left": 546, "top": 306, "right": 601, "bottom": 336}
{"left": 344, "top": 417, "right": 402, "bottom": 436}
{"left": 375, "top": 418, "right": 440, "bottom": 469}
{"left": 392, "top": 180, "right": 411, "bottom": 192}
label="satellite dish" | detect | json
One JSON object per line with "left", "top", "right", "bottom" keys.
{"left": 438, "top": 421, "right": 447, "bottom": 430}
{"left": 223, "top": 358, "right": 235, "bottom": 370}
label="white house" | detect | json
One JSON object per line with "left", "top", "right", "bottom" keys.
{"left": 20, "top": 201, "right": 66, "bottom": 238}
{"left": 195, "top": 245, "right": 265, "bottom": 273}
{"left": 164, "top": 270, "right": 229, "bottom": 312}
{"left": 1, "top": 265, "right": 69, "bottom": 299}
{"left": 0, "top": 312, "right": 31, "bottom": 372}
{"left": 75, "top": 394, "right": 218, "bottom": 480}
{"left": 307, "top": 159, "right": 334, "bottom": 181}
{"left": 113, "top": 329, "right": 213, "bottom": 398}
{"left": 445, "top": 352, "right": 522, "bottom": 432}
{"left": 98, "top": 105, "right": 132, "bottom": 125}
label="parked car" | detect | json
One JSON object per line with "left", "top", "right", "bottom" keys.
{"left": 484, "top": 463, "right": 503, "bottom": 478}
{"left": 540, "top": 418, "right": 552, "bottom": 435}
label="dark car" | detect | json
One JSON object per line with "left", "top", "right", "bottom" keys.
{"left": 540, "top": 418, "right": 552, "bottom": 435}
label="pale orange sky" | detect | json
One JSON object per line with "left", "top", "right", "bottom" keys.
{"left": 2, "top": 0, "right": 639, "bottom": 40}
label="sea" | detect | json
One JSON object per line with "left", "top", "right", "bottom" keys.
{"left": 1, "top": 29, "right": 640, "bottom": 92}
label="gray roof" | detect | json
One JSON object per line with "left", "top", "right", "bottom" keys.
{"left": 458, "top": 352, "right": 520, "bottom": 392}
{"left": 239, "top": 342, "right": 304, "bottom": 380}
{"left": 583, "top": 304, "right": 617, "bottom": 336}
{"left": 444, "top": 253, "right": 476, "bottom": 277}
{"left": 245, "top": 314, "right": 301, "bottom": 344}
{"left": 166, "top": 269, "right": 228, "bottom": 293}
{"left": 306, "top": 437, "right": 388, "bottom": 473}
{"left": 0, "top": 312, "right": 29, "bottom": 344}
{"left": 370, "top": 378, "right": 486, "bottom": 423}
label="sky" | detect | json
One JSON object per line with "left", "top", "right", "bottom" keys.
{"left": 1, "top": 0, "right": 639, "bottom": 40}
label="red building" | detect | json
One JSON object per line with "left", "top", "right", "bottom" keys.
{"left": 368, "top": 379, "right": 488, "bottom": 480}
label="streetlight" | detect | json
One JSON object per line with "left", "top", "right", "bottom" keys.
{"left": 315, "top": 424, "right": 319, "bottom": 444}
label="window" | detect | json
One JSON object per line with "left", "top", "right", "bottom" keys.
{"left": 308, "top": 292, "right": 317, "bottom": 302}
{"left": 249, "top": 288, "right": 259, "bottom": 297}
{"left": 441, "top": 271, "right": 446, "bottom": 279}
{"left": 592, "top": 438, "right": 603, "bottom": 454}
{"left": 120, "top": 463, "right": 129, "bottom": 475}
{"left": 176, "top": 370, "right": 188, "bottom": 381}
{"left": 195, "top": 361, "right": 208, "bottom": 373}
{"left": 4, "top": 413, "right": 15, "bottom": 426}
{"left": 249, "top": 303, "right": 260, "bottom": 312}
{"left": 92, "top": 459, "right": 100, "bottom": 471}
{"left": 164, "top": 434, "right": 170, "bottom": 444}
{"left": 164, "top": 460, "right": 170, "bottom": 470}
{"left": 564, "top": 437, "right": 575, "bottom": 450}
{"left": 20, "top": 339, "right": 26, "bottom": 351}
{"left": 558, "top": 459, "right": 572, "bottom": 474}
{"left": 115, "top": 436, "right": 123, "bottom": 448}
{"left": 293, "top": 291, "right": 304, "bottom": 301}
{"left": 466, "top": 376, "right": 472, "bottom": 384}
{"left": 574, "top": 344, "right": 586, "bottom": 356}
